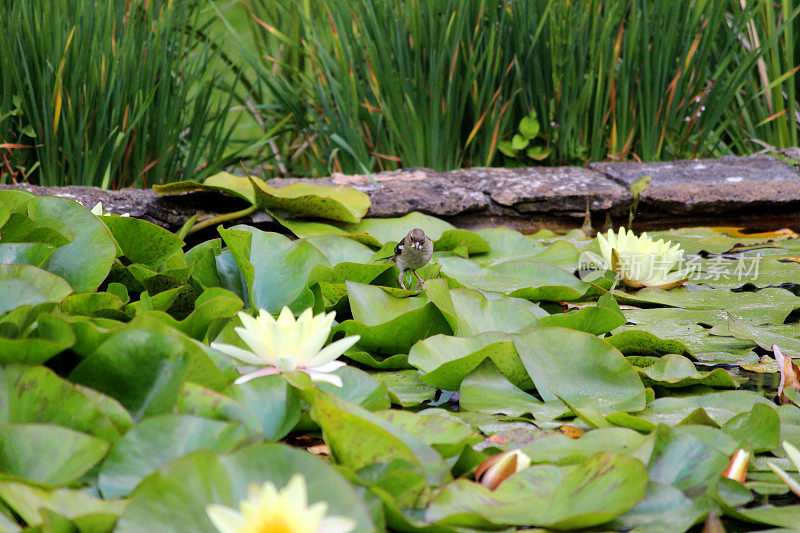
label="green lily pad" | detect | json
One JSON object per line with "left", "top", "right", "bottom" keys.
{"left": 540, "top": 292, "right": 626, "bottom": 335}
{"left": 721, "top": 403, "right": 780, "bottom": 453}
{"left": 101, "top": 217, "right": 185, "bottom": 269}
{"left": 459, "top": 360, "right": 568, "bottom": 420}
{"left": 647, "top": 425, "right": 728, "bottom": 491}
{"left": 0, "top": 242, "right": 55, "bottom": 267}
{"left": 0, "top": 364, "right": 132, "bottom": 441}
{"left": 335, "top": 281, "right": 450, "bottom": 354}
{"left": 427, "top": 452, "right": 648, "bottom": 529}
{"left": 98, "top": 414, "right": 251, "bottom": 498}
{"left": 438, "top": 256, "right": 589, "bottom": 301}
{"left": 372, "top": 370, "right": 437, "bottom": 407}
{"left": 69, "top": 326, "right": 192, "bottom": 421}
{"left": 615, "top": 287, "right": 800, "bottom": 324}
{"left": 0, "top": 424, "right": 109, "bottom": 486}
{"left": 341, "top": 212, "right": 490, "bottom": 254}
{"left": 638, "top": 390, "right": 777, "bottom": 426}
{"left": 637, "top": 353, "right": 741, "bottom": 388}
{"left": 607, "top": 481, "right": 707, "bottom": 533}
{"left": 0, "top": 264, "right": 72, "bottom": 316}
{"left": 251, "top": 176, "right": 370, "bottom": 223}
{"left": 116, "top": 443, "right": 379, "bottom": 533}
{"left": 26, "top": 197, "right": 116, "bottom": 293}
{"left": 514, "top": 328, "right": 647, "bottom": 414}
{"left": 472, "top": 227, "right": 545, "bottom": 263}
{"left": 219, "top": 226, "right": 328, "bottom": 313}
{"left": 153, "top": 172, "right": 256, "bottom": 203}
{"left": 0, "top": 312, "right": 75, "bottom": 364}
{"left": 425, "top": 281, "right": 543, "bottom": 336}
{"left": 0, "top": 481, "right": 126, "bottom": 528}
{"left": 308, "top": 390, "right": 451, "bottom": 486}
{"left": 409, "top": 332, "right": 532, "bottom": 391}
{"left": 180, "top": 376, "right": 302, "bottom": 441}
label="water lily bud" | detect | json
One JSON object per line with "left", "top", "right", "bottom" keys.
{"left": 721, "top": 449, "right": 749, "bottom": 483}
{"left": 475, "top": 449, "right": 531, "bottom": 490}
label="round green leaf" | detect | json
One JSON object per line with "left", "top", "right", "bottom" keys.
{"left": 0, "top": 424, "right": 109, "bottom": 486}
{"left": 98, "top": 415, "right": 250, "bottom": 498}
{"left": 513, "top": 327, "right": 646, "bottom": 414}
{"left": 26, "top": 197, "right": 116, "bottom": 293}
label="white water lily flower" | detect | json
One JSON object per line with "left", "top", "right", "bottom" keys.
{"left": 583, "top": 227, "right": 687, "bottom": 289}
{"left": 90, "top": 202, "right": 130, "bottom": 217}
{"left": 210, "top": 307, "right": 359, "bottom": 387}
{"left": 206, "top": 474, "right": 356, "bottom": 533}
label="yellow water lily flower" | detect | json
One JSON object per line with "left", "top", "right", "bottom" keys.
{"left": 584, "top": 227, "right": 688, "bottom": 289}
{"left": 210, "top": 307, "right": 359, "bottom": 387}
{"left": 206, "top": 474, "right": 356, "bottom": 533}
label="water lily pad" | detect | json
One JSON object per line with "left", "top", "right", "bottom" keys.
{"left": 438, "top": 256, "right": 589, "bottom": 302}
{"left": 102, "top": 216, "right": 185, "bottom": 269}
{"left": 409, "top": 332, "right": 531, "bottom": 391}
{"left": 0, "top": 312, "right": 75, "bottom": 364}
{"left": 0, "top": 264, "right": 72, "bottom": 316}
{"left": 514, "top": 328, "right": 646, "bottom": 414}
{"left": 219, "top": 226, "right": 328, "bottom": 313}
{"left": 472, "top": 227, "right": 545, "bottom": 263}
{"left": 116, "top": 443, "right": 378, "bottom": 533}
{"left": 251, "top": 177, "right": 370, "bottom": 223}
{"left": 0, "top": 481, "right": 126, "bottom": 528}
{"left": 0, "top": 242, "right": 55, "bottom": 267}
{"left": 540, "top": 292, "right": 626, "bottom": 335}
{"left": 26, "top": 196, "right": 116, "bottom": 293}
{"left": 335, "top": 281, "right": 450, "bottom": 354}
{"left": 98, "top": 415, "right": 250, "bottom": 498}
{"left": 426, "top": 452, "right": 648, "bottom": 529}
{"left": 342, "top": 212, "right": 489, "bottom": 253}
{"left": 615, "top": 287, "right": 800, "bottom": 324}
{"left": 607, "top": 481, "right": 707, "bottom": 533}
{"left": 726, "top": 313, "right": 800, "bottom": 356}
{"left": 721, "top": 403, "right": 780, "bottom": 453}
{"left": 153, "top": 172, "right": 256, "bottom": 203}
{"left": 180, "top": 373, "right": 301, "bottom": 440}
{"left": 637, "top": 353, "right": 741, "bottom": 388}
{"left": 69, "top": 327, "right": 193, "bottom": 421}
{"left": 638, "top": 390, "right": 776, "bottom": 426}
{"left": 372, "top": 370, "right": 437, "bottom": 407}
{"left": 459, "top": 360, "right": 568, "bottom": 420}
{"left": 425, "top": 281, "right": 543, "bottom": 336}
{"left": 0, "top": 364, "right": 132, "bottom": 441}
{"left": 0, "top": 424, "right": 109, "bottom": 486}
{"left": 647, "top": 425, "right": 728, "bottom": 492}
{"left": 308, "top": 390, "right": 451, "bottom": 486}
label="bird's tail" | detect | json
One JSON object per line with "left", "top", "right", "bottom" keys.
{"left": 376, "top": 255, "right": 395, "bottom": 261}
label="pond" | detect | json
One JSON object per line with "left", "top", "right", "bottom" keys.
{"left": 2, "top": 184, "right": 800, "bottom": 532}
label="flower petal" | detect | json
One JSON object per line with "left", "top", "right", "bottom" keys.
{"left": 304, "top": 335, "right": 360, "bottom": 369}
{"left": 318, "top": 516, "right": 357, "bottom": 533}
{"left": 234, "top": 366, "right": 280, "bottom": 385}
{"left": 206, "top": 504, "right": 244, "bottom": 533}
{"left": 304, "top": 369, "right": 344, "bottom": 388}
{"left": 309, "top": 360, "right": 347, "bottom": 374}
{"left": 209, "top": 342, "right": 266, "bottom": 366}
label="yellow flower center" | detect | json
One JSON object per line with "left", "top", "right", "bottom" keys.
{"left": 249, "top": 516, "right": 296, "bottom": 533}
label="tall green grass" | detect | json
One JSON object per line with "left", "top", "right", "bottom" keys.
{"left": 214, "top": 0, "right": 800, "bottom": 176}
{"left": 0, "top": 0, "right": 246, "bottom": 188}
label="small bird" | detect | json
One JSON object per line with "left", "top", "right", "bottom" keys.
{"left": 379, "top": 228, "right": 434, "bottom": 290}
